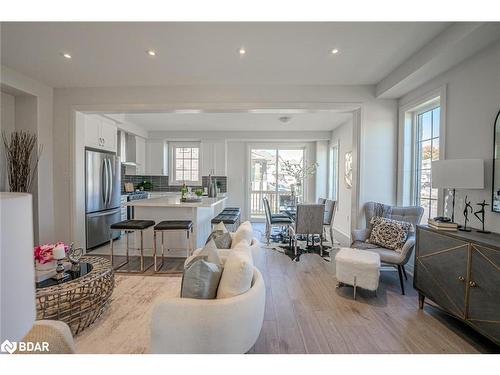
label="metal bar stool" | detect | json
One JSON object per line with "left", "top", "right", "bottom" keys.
{"left": 221, "top": 207, "right": 241, "bottom": 227}
{"left": 211, "top": 213, "right": 239, "bottom": 232}
{"left": 153, "top": 220, "right": 194, "bottom": 273}
{"left": 109, "top": 219, "right": 156, "bottom": 273}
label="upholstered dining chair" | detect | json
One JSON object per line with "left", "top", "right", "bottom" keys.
{"left": 289, "top": 203, "right": 325, "bottom": 257}
{"left": 351, "top": 201, "right": 424, "bottom": 295}
{"left": 263, "top": 197, "right": 293, "bottom": 245}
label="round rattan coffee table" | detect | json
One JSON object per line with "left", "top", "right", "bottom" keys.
{"left": 35, "top": 256, "right": 114, "bottom": 335}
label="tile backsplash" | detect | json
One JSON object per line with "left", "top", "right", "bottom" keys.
{"left": 121, "top": 165, "right": 227, "bottom": 193}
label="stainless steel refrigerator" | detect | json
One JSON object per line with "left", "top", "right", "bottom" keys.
{"left": 85, "top": 149, "right": 121, "bottom": 249}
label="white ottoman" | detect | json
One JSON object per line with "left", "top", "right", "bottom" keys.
{"left": 335, "top": 248, "right": 380, "bottom": 299}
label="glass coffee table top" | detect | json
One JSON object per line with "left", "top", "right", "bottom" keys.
{"left": 36, "top": 262, "right": 93, "bottom": 289}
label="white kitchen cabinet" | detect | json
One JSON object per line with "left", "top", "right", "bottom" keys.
{"left": 135, "top": 137, "right": 146, "bottom": 175}
{"left": 146, "top": 140, "right": 168, "bottom": 175}
{"left": 84, "top": 114, "right": 117, "bottom": 152}
{"left": 201, "top": 140, "right": 227, "bottom": 176}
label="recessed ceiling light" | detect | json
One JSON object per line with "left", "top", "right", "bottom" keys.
{"left": 146, "top": 50, "right": 157, "bottom": 57}
{"left": 61, "top": 53, "right": 72, "bottom": 59}
{"left": 279, "top": 116, "right": 292, "bottom": 124}
{"left": 238, "top": 47, "right": 246, "bottom": 55}
{"left": 331, "top": 48, "right": 339, "bottom": 55}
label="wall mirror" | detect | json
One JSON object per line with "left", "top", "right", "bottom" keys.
{"left": 493, "top": 110, "right": 500, "bottom": 212}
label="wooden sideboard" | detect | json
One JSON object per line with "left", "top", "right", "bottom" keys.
{"left": 414, "top": 225, "right": 500, "bottom": 346}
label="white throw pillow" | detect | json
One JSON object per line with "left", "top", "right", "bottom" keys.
{"left": 231, "top": 241, "right": 254, "bottom": 265}
{"left": 185, "top": 239, "right": 222, "bottom": 268}
{"left": 231, "top": 221, "right": 253, "bottom": 247}
{"left": 216, "top": 251, "right": 253, "bottom": 299}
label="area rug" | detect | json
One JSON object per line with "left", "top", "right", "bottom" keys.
{"left": 254, "top": 225, "right": 337, "bottom": 262}
{"left": 75, "top": 274, "right": 181, "bottom": 354}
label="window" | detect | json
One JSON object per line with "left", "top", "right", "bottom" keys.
{"left": 170, "top": 142, "right": 201, "bottom": 185}
{"left": 415, "top": 107, "right": 440, "bottom": 220}
{"left": 329, "top": 144, "right": 339, "bottom": 200}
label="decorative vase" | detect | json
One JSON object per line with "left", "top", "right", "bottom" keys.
{"left": 35, "top": 260, "right": 56, "bottom": 271}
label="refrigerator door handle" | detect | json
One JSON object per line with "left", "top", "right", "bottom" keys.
{"left": 101, "top": 158, "right": 107, "bottom": 206}
{"left": 107, "top": 158, "right": 113, "bottom": 207}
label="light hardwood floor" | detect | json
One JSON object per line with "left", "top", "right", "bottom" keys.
{"left": 249, "top": 224, "right": 497, "bottom": 354}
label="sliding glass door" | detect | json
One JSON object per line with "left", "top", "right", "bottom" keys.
{"left": 250, "top": 146, "right": 305, "bottom": 219}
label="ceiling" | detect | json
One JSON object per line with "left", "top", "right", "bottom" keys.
{"left": 104, "top": 111, "right": 353, "bottom": 132}
{"left": 0, "top": 22, "right": 451, "bottom": 88}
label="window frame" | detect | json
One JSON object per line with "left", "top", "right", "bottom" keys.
{"left": 169, "top": 141, "right": 202, "bottom": 186}
{"left": 397, "top": 85, "right": 447, "bottom": 221}
{"left": 329, "top": 142, "right": 339, "bottom": 201}
{"left": 413, "top": 104, "right": 441, "bottom": 220}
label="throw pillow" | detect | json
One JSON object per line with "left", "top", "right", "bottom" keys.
{"left": 368, "top": 216, "right": 413, "bottom": 251}
{"left": 231, "top": 221, "right": 253, "bottom": 247}
{"left": 216, "top": 251, "right": 253, "bottom": 299}
{"left": 213, "top": 221, "right": 228, "bottom": 233}
{"left": 180, "top": 258, "right": 223, "bottom": 299}
{"left": 186, "top": 239, "right": 222, "bottom": 268}
{"left": 205, "top": 230, "right": 233, "bottom": 249}
{"left": 231, "top": 240, "right": 254, "bottom": 265}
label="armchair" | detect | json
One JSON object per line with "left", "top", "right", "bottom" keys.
{"left": 351, "top": 202, "right": 423, "bottom": 294}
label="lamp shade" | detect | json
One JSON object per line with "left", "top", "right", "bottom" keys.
{"left": 0, "top": 193, "right": 36, "bottom": 343}
{"left": 432, "top": 159, "right": 484, "bottom": 189}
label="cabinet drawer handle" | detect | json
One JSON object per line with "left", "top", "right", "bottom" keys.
{"left": 469, "top": 281, "right": 477, "bottom": 287}
{"left": 458, "top": 276, "right": 465, "bottom": 281}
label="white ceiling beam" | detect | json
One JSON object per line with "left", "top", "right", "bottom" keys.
{"left": 376, "top": 22, "right": 500, "bottom": 99}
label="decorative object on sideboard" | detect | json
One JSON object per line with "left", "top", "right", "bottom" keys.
{"left": 1, "top": 130, "right": 42, "bottom": 192}
{"left": 492, "top": 109, "right": 500, "bottom": 212}
{"left": 459, "top": 195, "right": 474, "bottom": 232}
{"left": 344, "top": 151, "right": 353, "bottom": 189}
{"left": 474, "top": 200, "right": 491, "bottom": 234}
{"left": 431, "top": 159, "right": 484, "bottom": 223}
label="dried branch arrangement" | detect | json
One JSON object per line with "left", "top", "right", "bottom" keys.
{"left": 1, "top": 130, "right": 42, "bottom": 192}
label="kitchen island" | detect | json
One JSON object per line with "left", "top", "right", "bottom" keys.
{"left": 126, "top": 195, "right": 227, "bottom": 254}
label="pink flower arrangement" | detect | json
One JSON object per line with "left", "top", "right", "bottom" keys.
{"left": 34, "top": 242, "right": 69, "bottom": 264}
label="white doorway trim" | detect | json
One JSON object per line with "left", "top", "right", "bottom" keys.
{"left": 68, "top": 102, "right": 363, "bottom": 248}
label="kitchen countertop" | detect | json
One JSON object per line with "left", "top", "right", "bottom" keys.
{"left": 126, "top": 195, "right": 227, "bottom": 208}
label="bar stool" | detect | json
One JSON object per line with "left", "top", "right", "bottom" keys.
{"left": 220, "top": 207, "right": 241, "bottom": 228}
{"left": 211, "top": 213, "right": 239, "bottom": 231}
{"left": 153, "top": 220, "right": 194, "bottom": 273}
{"left": 109, "top": 219, "right": 155, "bottom": 273}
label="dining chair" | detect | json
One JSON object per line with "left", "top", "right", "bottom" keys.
{"left": 323, "top": 199, "right": 337, "bottom": 245}
{"left": 289, "top": 203, "right": 325, "bottom": 257}
{"left": 263, "top": 197, "right": 293, "bottom": 245}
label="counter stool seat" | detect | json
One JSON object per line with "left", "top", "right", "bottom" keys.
{"left": 154, "top": 220, "right": 193, "bottom": 231}
{"left": 153, "top": 220, "right": 194, "bottom": 274}
{"left": 110, "top": 219, "right": 155, "bottom": 274}
{"left": 111, "top": 220, "right": 155, "bottom": 230}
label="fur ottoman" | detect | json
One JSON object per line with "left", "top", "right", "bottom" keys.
{"left": 335, "top": 248, "right": 380, "bottom": 299}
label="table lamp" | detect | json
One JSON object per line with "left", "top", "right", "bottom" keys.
{"left": 0, "top": 193, "right": 36, "bottom": 344}
{"left": 431, "top": 159, "right": 484, "bottom": 223}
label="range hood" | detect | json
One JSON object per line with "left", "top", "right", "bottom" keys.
{"left": 117, "top": 130, "right": 138, "bottom": 166}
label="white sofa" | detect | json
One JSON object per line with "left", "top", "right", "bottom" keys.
{"left": 150, "top": 237, "right": 265, "bottom": 354}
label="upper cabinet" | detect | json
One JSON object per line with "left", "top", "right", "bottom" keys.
{"left": 135, "top": 137, "right": 146, "bottom": 175}
{"left": 201, "top": 140, "right": 227, "bottom": 176}
{"left": 146, "top": 140, "right": 168, "bottom": 176}
{"left": 84, "top": 115, "right": 117, "bottom": 152}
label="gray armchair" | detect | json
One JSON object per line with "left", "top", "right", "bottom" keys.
{"left": 351, "top": 201, "right": 424, "bottom": 295}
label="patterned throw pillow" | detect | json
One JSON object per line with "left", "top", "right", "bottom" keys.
{"left": 368, "top": 216, "right": 413, "bottom": 251}
{"left": 206, "top": 229, "right": 232, "bottom": 249}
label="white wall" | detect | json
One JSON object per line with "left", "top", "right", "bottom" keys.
{"left": 330, "top": 120, "right": 353, "bottom": 238}
{"left": 0, "top": 92, "right": 15, "bottom": 191}
{"left": 1, "top": 66, "right": 54, "bottom": 244}
{"left": 399, "top": 40, "right": 500, "bottom": 232}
